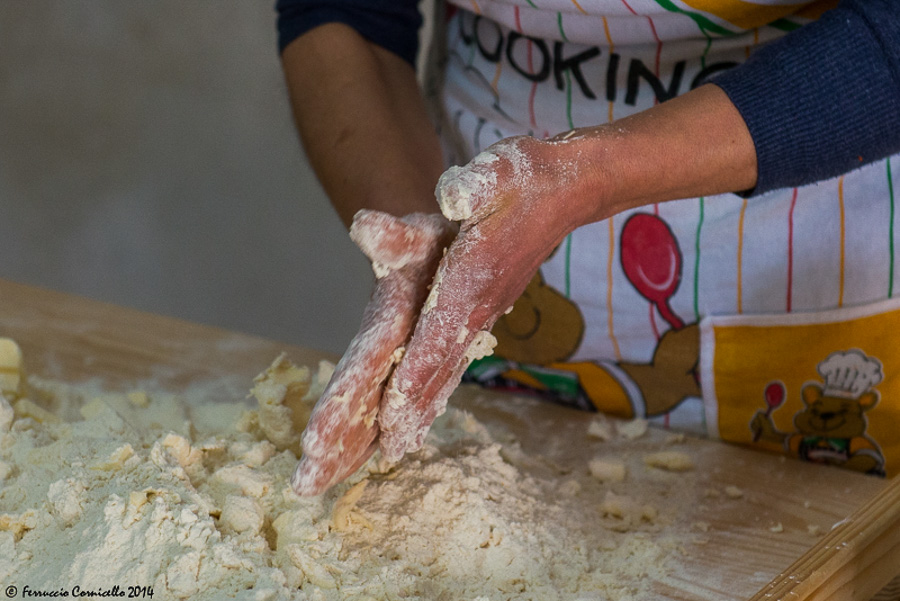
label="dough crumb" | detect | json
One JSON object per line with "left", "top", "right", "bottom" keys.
{"left": 616, "top": 418, "right": 648, "bottom": 440}
{"left": 703, "top": 488, "right": 721, "bottom": 499}
{"left": 557, "top": 479, "right": 581, "bottom": 498}
{"left": 0, "top": 337, "right": 24, "bottom": 399}
{"left": 665, "top": 433, "right": 686, "bottom": 445}
{"left": 220, "top": 495, "right": 264, "bottom": 535}
{"left": 599, "top": 492, "right": 658, "bottom": 528}
{"left": 644, "top": 451, "right": 695, "bottom": 472}
{"left": 331, "top": 479, "right": 371, "bottom": 532}
{"left": 599, "top": 491, "right": 631, "bottom": 520}
{"left": 423, "top": 269, "right": 443, "bottom": 314}
{"left": 588, "top": 458, "right": 627, "bottom": 483}
{"left": 724, "top": 486, "right": 744, "bottom": 499}
{"left": 390, "top": 346, "right": 406, "bottom": 365}
{"left": 250, "top": 353, "right": 313, "bottom": 451}
{"left": 13, "top": 398, "right": 59, "bottom": 424}
{"left": 641, "top": 504, "right": 659, "bottom": 522}
{"left": 464, "top": 331, "right": 498, "bottom": 363}
{"left": 126, "top": 391, "right": 150, "bottom": 408}
{"left": 587, "top": 417, "right": 614, "bottom": 441}
{"left": 807, "top": 524, "right": 822, "bottom": 536}
{"left": 0, "top": 395, "right": 14, "bottom": 432}
{"left": 769, "top": 522, "right": 784, "bottom": 533}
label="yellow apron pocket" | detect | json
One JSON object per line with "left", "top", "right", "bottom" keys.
{"left": 700, "top": 297, "right": 900, "bottom": 477}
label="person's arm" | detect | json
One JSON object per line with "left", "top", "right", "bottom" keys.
{"left": 279, "top": 9, "right": 460, "bottom": 495}
{"left": 284, "top": 0, "right": 900, "bottom": 494}
{"left": 377, "top": 0, "right": 900, "bottom": 462}
{"left": 281, "top": 22, "right": 443, "bottom": 226}
{"left": 377, "top": 83, "right": 758, "bottom": 460}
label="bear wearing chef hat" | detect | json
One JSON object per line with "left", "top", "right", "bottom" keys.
{"left": 751, "top": 350, "right": 887, "bottom": 476}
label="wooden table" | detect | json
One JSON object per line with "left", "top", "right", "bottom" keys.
{"left": 0, "top": 279, "right": 894, "bottom": 600}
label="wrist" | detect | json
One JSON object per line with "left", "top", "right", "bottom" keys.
{"left": 533, "top": 130, "right": 625, "bottom": 228}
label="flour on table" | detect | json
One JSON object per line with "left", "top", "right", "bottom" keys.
{"left": 0, "top": 344, "right": 683, "bottom": 601}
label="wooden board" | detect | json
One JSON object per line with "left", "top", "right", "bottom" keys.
{"left": 0, "top": 278, "right": 894, "bottom": 600}
{"left": 0, "top": 278, "right": 335, "bottom": 389}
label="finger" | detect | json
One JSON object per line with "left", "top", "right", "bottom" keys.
{"left": 292, "top": 272, "right": 418, "bottom": 495}
{"left": 378, "top": 223, "right": 535, "bottom": 461}
{"left": 292, "top": 212, "right": 453, "bottom": 495}
{"left": 292, "top": 438, "right": 378, "bottom": 496}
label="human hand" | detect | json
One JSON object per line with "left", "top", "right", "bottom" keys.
{"left": 377, "top": 134, "right": 606, "bottom": 461}
{"left": 290, "top": 210, "right": 454, "bottom": 496}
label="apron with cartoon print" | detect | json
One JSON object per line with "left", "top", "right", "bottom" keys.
{"left": 430, "top": 0, "right": 900, "bottom": 478}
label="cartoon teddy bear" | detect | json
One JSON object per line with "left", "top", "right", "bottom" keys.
{"left": 469, "top": 212, "right": 702, "bottom": 418}
{"left": 470, "top": 268, "right": 700, "bottom": 418}
{"left": 750, "top": 350, "right": 887, "bottom": 476}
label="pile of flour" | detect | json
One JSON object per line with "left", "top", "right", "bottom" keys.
{"left": 0, "top": 354, "right": 676, "bottom": 601}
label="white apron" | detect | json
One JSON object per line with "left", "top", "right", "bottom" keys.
{"left": 429, "top": 0, "right": 900, "bottom": 477}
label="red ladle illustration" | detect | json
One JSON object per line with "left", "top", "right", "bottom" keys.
{"left": 620, "top": 213, "right": 685, "bottom": 330}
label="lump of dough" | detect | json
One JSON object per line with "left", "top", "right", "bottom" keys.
{"left": 643, "top": 451, "right": 694, "bottom": 472}
{"left": 250, "top": 354, "right": 313, "bottom": 452}
{"left": 724, "top": 485, "right": 743, "bottom": 499}
{"left": 616, "top": 418, "right": 648, "bottom": 440}
{"left": 47, "top": 478, "right": 87, "bottom": 526}
{"left": 0, "top": 395, "right": 13, "bottom": 432}
{"left": 588, "top": 458, "right": 627, "bottom": 483}
{"left": 13, "top": 398, "right": 59, "bottom": 425}
{"left": 0, "top": 337, "right": 24, "bottom": 400}
{"left": 464, "top": 331, "right": 498, "bottom": 363}
{"left": 331, "top": 479, "right": 371, "bottom": 532}
{"left": 599, "top": 491, "right": 659, "bottom": 527}
{"left": 220, "top": 495, "right": 264, "bottom": 535}
{"left": 558, "top": 479, "right": 582, "bottom": 498}
{"left": 209, "top": 465, "right": 272, "bottom": 499}
{"left": 90, "top": 443, "right": 135, "bottom": 471}
{"left": 587, "top": 418, "right": 613, "bottom": 441}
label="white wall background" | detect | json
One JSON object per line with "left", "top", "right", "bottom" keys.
{"left": 0, "top": 2, "right": 378, "bottom": 355}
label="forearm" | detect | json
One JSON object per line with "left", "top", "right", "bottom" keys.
{"left": 281, "top": 23, "right": 444, "bottom": 228}
{"left": 546, "top": 0, "right": 900, "bottom": 222}
{"left": 601, "top": 83, "right": 756, "bottom": 214}
{"left": 541, "top": 84, "right": 757, "bottom": 226}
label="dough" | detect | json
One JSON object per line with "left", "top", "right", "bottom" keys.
{"left": 588, "top": 458, "right": 627, "bottom": 483}
{"left": 643, "top": 451, "right": 695, "bottom": 472}
{"left": 616, "top": 418, "right": 649, "bottom": 440}
{"left": 0, "top": 348, "right": 696, "bottom": 600}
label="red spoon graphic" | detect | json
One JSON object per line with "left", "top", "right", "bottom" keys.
{"left": 753, "top": 381, "right": 786, "bottom": 442}
{"left": 620, "top": 213, "right": 685, "bottom": 330}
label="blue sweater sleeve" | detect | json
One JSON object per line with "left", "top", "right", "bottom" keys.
{"left": 712, "top": 0, "right": 900, "bottom": 196}
{"left": 275, "top": 0, "right": 422, "bottom": 66}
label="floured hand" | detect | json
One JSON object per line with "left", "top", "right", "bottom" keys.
{"left": 378, "top": 134, "right": 605, "bottom": 462}
{"left": 291, "top": 210, "right": 454, "bottom": 496}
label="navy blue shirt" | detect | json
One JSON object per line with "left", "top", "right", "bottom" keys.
{"left": 276, "top": 0, "right": 900, "bottom": 196}
{"left": 276, "top": 0, "right": 421, "bottom": 66}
